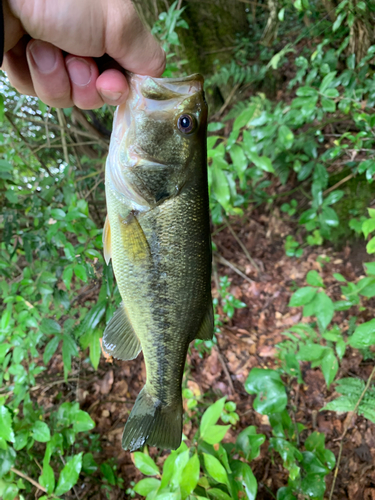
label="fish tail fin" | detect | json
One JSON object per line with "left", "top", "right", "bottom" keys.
{"left": 122, "top": 386, "right": 182, "bottom": 452}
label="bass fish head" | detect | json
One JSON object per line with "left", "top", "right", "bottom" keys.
{"left": 107, "top": 73, "right": 208, "bottom": 207}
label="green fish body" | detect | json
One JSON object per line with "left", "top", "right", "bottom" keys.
{"left": 102, "top": 73, "right": 212, "bottom": 452}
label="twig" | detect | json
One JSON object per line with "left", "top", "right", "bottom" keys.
{"left": 224, "top": 218, "right": 260, "bottom": 275}
{"left": 10, "top": 467, "right": 58, "bottom": 497}
{"left": 323, "top": 173, "right": 354, "bottom": 196}
{"left": 214, "top": 253, "right": 255, "bottom": 284}
{"left": 329, "top": 365, "right": 375, "bottom": 500}
{"left": 56, "top": 108, "right": 69, "bottom": 165}
{"left": 217, "top": 83, "right": 240, "bottom": 117}
{"left": 215, "top": 345, "right": 235, "bottom": 394}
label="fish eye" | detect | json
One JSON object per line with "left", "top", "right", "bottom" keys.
{"left": 177, "top": 114, "right": 195, "bottom": 134}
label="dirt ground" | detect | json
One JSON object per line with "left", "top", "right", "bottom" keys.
{"left": 36, "top": 205, "right": 375, "bottom": 500}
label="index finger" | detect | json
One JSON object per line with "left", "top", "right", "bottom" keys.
{"left": 104, "top": 2, "right": 166, "bottom": 78}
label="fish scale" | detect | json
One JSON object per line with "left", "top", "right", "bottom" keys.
{"left": 102, "top": 73, "right": 213, "bottom": 451}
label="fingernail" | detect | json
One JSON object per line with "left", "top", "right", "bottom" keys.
{"left": 100, "top": 89, "right": 122, "bottom": 102}
{"left": 29, "top": 41, "right": 57, "bottom": 74}
{"left": 66, "top": 58, "right": 92, "bottom": 87}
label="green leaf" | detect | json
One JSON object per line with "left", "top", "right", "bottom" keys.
{"left": 306, "top": 270, "right": 324, "bottom": 288}
{"left": 74, "top": 264, "right": 88, "bottom": 282}
{"left": 321, "top": 97, "right": 336, "bottom": 112}
{"left": 200, "top": 397, "right": 226, "bottom": 438}
{"left": 3, "top": 484, "right": 18, "bottom": 500}
{"left": 32, "top": 421, "right": 51, "bottom": 443}
{"left": 323, "top": 190, "right": 344, "bottom": 206}
{"left": 211, "top": 159, "right": 231, "bottom": 212}
{"left": 89, "top": 330, "right": 101, "bottom": 370}
{"left": 362, "top": 218, "right": 375, "bottom": 239}
{"left": 62, "top": 334, "right": 79, "bottom": 379}
{"left": 289, "top": 287, "right": 317, "bottom": 307}
{"left": 245, "top": 368, "right": 287, "bottom": 415}
{"left": 0, "top": 406, "right": 15, "bottom": 443}
{"left": 233, "top": 104, "right": 256, "bottom": 130}
{"left": 333, "top": 11, "right": 346, "bottom": 31}
{"left": 364, "top": 262, "right": 375, "bottom": 276}
{"left": 298, "top": 344, "right": 325, "bottom": 362}
{"left": 208, "top": 122, "right": 224, "bottom": 132}
{"left": 349, "top": 319, "right": 375, "bottom": 348}
{"left": 133, "top": 452, "right": 160, "bottom": 476}
{"left": 207, "top": 488, "right": 232, "bottom": 500}
{"left": 43, "top": 336, "right": 60, "bottom": 365}
{"left": 252, "top": 155, "right": 274, "bottom": 173}
{"left": 0, "top": 448, "right": 16, "bottom": 478}
{"left": 40, "top": 318, "right": 61, "bottom": 335}
{"left": 62, "top": 266, "right": 73, "bottom": 290}
{"left": 236, "top": 426, "right": 265, "bottom": 461}
{"left": 367, "top": 236, "right": 375, "bottom": 254}
{"left": 315, "top": 292, "right": 335, "bottom": 331}
{"left": 321, "top": 349, "right": 338, "bottom": 388}
{"left": 72, "top": 410, "right": 95, "bottom": 433}
{"left": 238, "top": 462, "right": 257, "bottom": 500}
{"left": 203, "top": 453, "right": 229, "bottom": 487}
{"left": 278, "top": 125, "right": 294, "bottom": 149}
{"left": 82, "top": 453, "right": 98, "bottom": 475}
{"left": 230, "top": 144, "right": 248, "bottom": 177}
{"left": 39, "top": 463, "right": 55, "bottom": 495}
{"left": 333, "top": 273, "right": 346, "bottom": 282}
{"left": 134, "top": 478, "right": 161, "bottom": 496}
{"left": 100, "top": 463, "right": 116, "bottom": 485}
{"left": 202, "top": 425, "right": 230, "bottom": 445}
{"left": 55, "top": 453, "right": 83, "bottom": 496}
{"left": 321, "top": 206, "right": 339, "bottom": 227}
{"left": 179, "top": 453, "right": 200, "bottom": 498}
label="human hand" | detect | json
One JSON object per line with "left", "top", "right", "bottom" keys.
{"left": 2, "top": 0, "right": 166, "bottom": 109}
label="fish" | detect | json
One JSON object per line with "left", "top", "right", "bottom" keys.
{"left": 101, "top": 73, "right": 213, "bottom": 452}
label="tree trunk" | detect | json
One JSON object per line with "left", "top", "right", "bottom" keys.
{"left": 133, "top": 0, "right": 250, "bottom": 76}
{"left": 348, "top": 0, "right": 375, "bottom": 62}
{"left": 260, "top": 0, "right": 279, "bottom": 46}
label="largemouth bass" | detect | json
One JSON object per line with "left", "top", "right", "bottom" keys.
{"left": 102, "top": 73, "right": 213, "bottom": 452}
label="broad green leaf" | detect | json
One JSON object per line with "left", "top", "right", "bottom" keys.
{"left": 289, "top": 287, "right": 317, "bottom": 307}
{"left": 3, "top": 484, "right": 18, "bottom": 500}
{"left": 321, "top": 349, "right": 338, "bottom": 388}
{"left": 321, "top": 206, "right": 339, "bottom": 227}
{"left": 245, "top": 368, "right": 287, "bottom": 415}
{"left": 211, "top": 160, "right": 231, "bottom": 212}
{"left": 0, "top": 448, "right": 16, "bottom": 478}
{"left": 333, "top": 11, "right": 346, "bottom": 31}
{"left": 323, "top": 190, "right": 344, "bottom": 206}
{"left": 170, "top": 450, "right": 189, "bottom": 490}
{"left": 40, "top": 318, "right": 61, "bottom": 335}
{"left": 43, "top": 336, "right": 60, "bottom": 365}
{"left": 39, "top": 463, "right": 55, "bottom": 495}
{"left": 349, "top": 319, "right": 375, "bottom": 348}
{"left": 233, "top": 104, "right": 256, "bottom": 130}
{"left": 333, "top": 273, "right": 346, "bottom": 282}
{"left": 321, "top": 97, "right": 335, "bottom": 113}
{"left": 277, "top": 486, "right": 298, "bottom": 499}
{"left": 362, "top": 218, "right": 375, "bottom": 239}
{"left": 203, "top": 453, "right": 229, "bottom": 487}
{"left": 62, "top": 267, "right": 73, "bottom": 290}
{"left": 89, "top": 330, "right": 101, "bottom": 370}
{"left": 367, "top": 236, "right": 375, "bottom": 254}
{"left": 0, "top": 407, "right": 15, "bottom": 443}
{"left": 134, "top": 452, "right": 160, "bottom": 476}
{"left": 314, "top": 292, "right": 334, "bottom": 331}
{"left": 55, "top": 453, "right": 83, "bottom": 496}
{"left": 72, "top": 410, "right": 95, "bottom": 433}
{"left": 100, "top": 463, "right": 116, "bottom": 485}
{"left": 82, "top": 453, "right": 98, "bottom": 475}
{"left": 179, "top": 453, "right": 200, "bottom": 498}
{"left": 297, "top": 344, "right": 325, "bottom": 362}
{"left": 74, "top": 264, "right": 88, "bottom": 282}
{"left": 32, "top": 421, "right": 51, "bottom": 443}
{"left": 202, "top": 425, "right": 230, "bottom": 445}
{"left": 134, "top": 478, "right": 161, "bottom": 496}
{"left": 364, "top": 262, "right": 375, "bottom": 275}
{"left": 207, "top": 488, "right": 232, "bottom": 500}
{"left": 236, "top": 426, "right": 265, "bottom": 461}
{"left": 306, "top": 270, "right": 324, "bottom": 288}
{"left": 229, "top": 144, "right": 248, "bottom": 177}
{"left": 200, "top": 397, "right": 226, "bottom": 437}
{"left": 238, "top": 462, "right": 257, "bottom": 500}
{"left": 208, "top": 122, "right": 224, "bottom": 132}
{"left": 278, "top": 125, "right": 294, "bottom": 149}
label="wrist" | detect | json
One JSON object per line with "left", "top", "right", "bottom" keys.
{"left": 3, "top": 0, "right": 23, "bottom": 52}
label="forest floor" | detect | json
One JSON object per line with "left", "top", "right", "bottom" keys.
{"left": 35, "top": 205, "right": 375, "bottom": 500}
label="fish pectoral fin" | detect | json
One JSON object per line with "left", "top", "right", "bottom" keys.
{"left": 194, "top": 301, "right": 214, "bottom": 341}
{"left": 118, "top": 212, "right": 151, "bottom": 265}
{"left": 102, "top": 302, "right": 142, "bottom": 361}
{"left": 103, "top": 215, "right": 112, "bottom": 265}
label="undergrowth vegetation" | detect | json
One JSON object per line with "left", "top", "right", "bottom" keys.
{"left": 1, "top": 0, "right": 375, "bottom": 499}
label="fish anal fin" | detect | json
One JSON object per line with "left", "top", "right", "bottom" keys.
{"left": 118, "top": 212, "right": 151, "bottom": 264}
{"left": 103, "top": 215, "right": 112, "bottom": 265}
{"left": 102, "top": 302, "right": 141, "bottom": 361}
{"left": 195, "top": 302, "right": 214, "bottom": 341}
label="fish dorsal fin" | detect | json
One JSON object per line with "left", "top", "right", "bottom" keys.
{"left": 118, "top": 213, "right": 151, "bottom": 265}
{"left": 195, "top": 302, "right": 214, "bottom": 341}
{"left": 103, "top": 215, "right": 112, "bottom": 265}
{"left": 102, "top": 302, "right": 142, "bottom": 361}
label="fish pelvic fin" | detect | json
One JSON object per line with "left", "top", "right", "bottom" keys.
{"left": 194, "top": 301, "right": 214, "bottom": 341}
{"left": 122, "top": 386, "right": 183, "bottom": 452}
{"left": 102, "top": 302, "right": 141, "bottom": 361}
{"left": 103, "top": 215, "right": 112, "bottom": 265}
